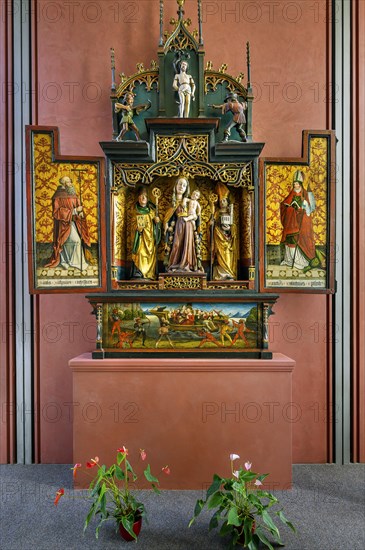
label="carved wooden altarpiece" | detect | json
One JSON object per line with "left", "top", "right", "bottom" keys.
{"left": 26, "top": 0, "right": 336, "bottom": 359}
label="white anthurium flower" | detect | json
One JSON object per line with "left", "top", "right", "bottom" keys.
{"left": 230, "top": 453, "right": 240, "bottom": 461}
{"left": 244, "top": 461, "right": 252, "bottom": 471}
{"left": 233, "top": 470, "right": 240, "bottom": 479}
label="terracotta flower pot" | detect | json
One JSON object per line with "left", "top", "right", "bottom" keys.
{"left": 119, "top": 514, "right": 142, "bottom": 542}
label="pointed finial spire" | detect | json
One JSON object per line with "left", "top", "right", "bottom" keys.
{"left": 246, "top": 42, "right": 251, "bottom": 87}
{"left": 177, "top": 0, "right": 185, "bottom": 20}
{"left": 198, "top": 0, "right": 203, "bottom": 45}
{"left": 110, "top": 47, "right": 116, "bottom": 91}
{"left": 159, "top": 0, "right": 164, "bottom": 46}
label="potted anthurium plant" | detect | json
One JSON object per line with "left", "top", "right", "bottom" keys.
{"left": 189, "top": 453, "right": 295, "bottom": 549}
{"left": 54, "top": 445, "right": 170, "bottom": 541}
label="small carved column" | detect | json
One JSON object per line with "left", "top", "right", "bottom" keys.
{"left": 95, "top": 303, "right": 104, "bottom": 351}
{"left": 111, "top": 182, "right": 128, "bottom": 283}
{"left": 240, "top": 186, "right": 255, "bottom": 283}
{"left": 262, "top": 303, "right": 269, "bottom": 350}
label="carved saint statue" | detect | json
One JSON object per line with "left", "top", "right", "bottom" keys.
{"left": 130, "top": 186, "right": 161, "bottom": 280}
{"left": 210, "top": 91, "right": 247, "bottom": 142}
{"left": 210, "top": 183, "right": 237, "bottom": 280}
{"left": 115, "top": 92, "right": 151, "bottom": 142}
{"left": 173, "top": 60, "right": 196, "bottom": 118}
{"left": 164, "top": 177, "right": 203, "bottom": 272}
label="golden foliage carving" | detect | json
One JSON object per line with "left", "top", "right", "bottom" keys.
{"left": 114, "top": 136, "right": 253, "bottom": 189}
{"left": 162, "top": 276, "right": 203, "bottom": 290}
{"left": 164, "top": 16, "right": 198, "bottom": 52}
{"left": 116, "top": 282, "right": 159, "bottom": 290}
{"left": 240, "top": 189, "right": 253, "bottom": 260}
{"left": 156, "top": 135, "right": 208, "bottom": 163}
{"left": 115, "top": 67, "right": 159, "bottom": 98}
{"left": 113, "top": 189, "right": 127, "bottom": 261}
{"left": 205, "top": 70, "right": 247, "bottom": 97}
{"left": 207, "top": 283, "right": 248, "bottom": 290}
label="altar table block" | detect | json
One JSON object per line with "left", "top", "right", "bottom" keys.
{"left": 70, "top": 353, "right": 295, "bottom": 490}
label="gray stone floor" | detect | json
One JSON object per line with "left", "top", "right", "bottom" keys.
{"left": 0, "top": 464, "right": 364, "bottom": 549}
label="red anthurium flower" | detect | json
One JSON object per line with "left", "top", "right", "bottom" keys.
{"left": 117, "top": 446, "right": 128, "bottom": 456}
{"left": 71, "top": 463, "right": 82, "bottom": 478}
{"left": 162, "top": 465, "right": 171, "bottom": 475}
{"left": 140, "top": 449, "right": 147, "bottom": 461}
{"left": 86, "top": 456, "right": 99, "bottom": 468}
{"left": 54, "top": 488, "right": 64, "bottom": 506}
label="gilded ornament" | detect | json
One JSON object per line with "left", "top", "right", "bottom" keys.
{"left": 204, "top": 69, "right": 248, "bottom": 96}
{"left": 161, "top": 276, "right": 204, "bottom": 290}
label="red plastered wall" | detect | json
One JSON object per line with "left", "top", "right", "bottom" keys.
{"left": 35, "top": 0, "right": 331, "bottom": 463}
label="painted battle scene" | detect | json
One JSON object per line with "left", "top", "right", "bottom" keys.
{"left": 30, "top": 131, "right": 101, "bottom": 289}
{"left": 103, "top": 303, "right": 259, "bottom": 351}
{"left": 264, "top": 136, "right": 330, "bottom": 289}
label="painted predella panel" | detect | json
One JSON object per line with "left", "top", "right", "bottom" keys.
{"left": 103, "top": 302, "right": 259, "bottom": 352}
{"left": 26, "top": 127, "right": 105, "bottom": 292}
{"left": 261, "top": 131, "right": 335, "bottom": 293}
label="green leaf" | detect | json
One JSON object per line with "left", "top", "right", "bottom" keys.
{"left": 206, "top": 474, "right": 222, "bottom": 498}
{"left": 208, "top": 510, "right": 219, "bottom": 531}
{"left": 144, "top": 463, "right": 159, "bottom": 483}
{"left": 117, "top": 452, "right": 126, "bottom": 466}
{"left": 219, "top": 521, "right": 233, "bottom": 537}
{"left": 115, "top": 465, "right": 125, "bottom": 480}
{"left": 100, "top": 493, "right": 106, "bottom": 516}
{"left": 83, "top": 502, "right": 96, "bottom": 531}
{"left": 188, "top": 499, "right": 205, "bottom": 528}
{"left": 243, "top": 517, "right": 254, "bottom": 544}
{"left": 97, "top": 464, "right": 106, "bottom": 481}
{"left": 96, "top": 482, "right": 106, "bottom": 507}
{"left": 222, "top": 478, "right": 234, "bottom": 491}
{"left": 247, "top": 534, "right": 260, "bottom": 550}
{"left": 258, "top": 490, "right": 278, "bottom": 503}
{"left": 231, "top": 527, "right": 241, "bottom": 547}
{"left": 126, "top": 459, "right": 136, "bottom": 478}
{"left": 232, "top": 481, "right": 246, "bottom": 496}
{"left": 255, "top": 527, "right": 275, "bottom": 550}
{"left": 207, "top": 491, "right": 224, "bottom": 509}
{"left": 277, "top": 510, "right": 296, "bottom": 532}
{"left": 227, "top": 506, "right": 240, "bottom": 527}
{"left": 121, "top": 515, "right": 137, "bottom": 540}
{"left": 257, "top": 473, "right": 269, "bottom": 482}
{"left": 151, "top": 483, "right": 161, "bottom": 495}
{"left": 194, "top": 499, "right": 205, "bottom": 518}
{"left": 262, "top": 509, "right": 280, "bottom": 538}
{"left": 90, "top": 482, "right": 100, "bottom": 498}
{"left": 239, "top": 470, "right": 257, "bottom": 482}
{"left": 95, "top": 516, "right": 109, "bottom": 539}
